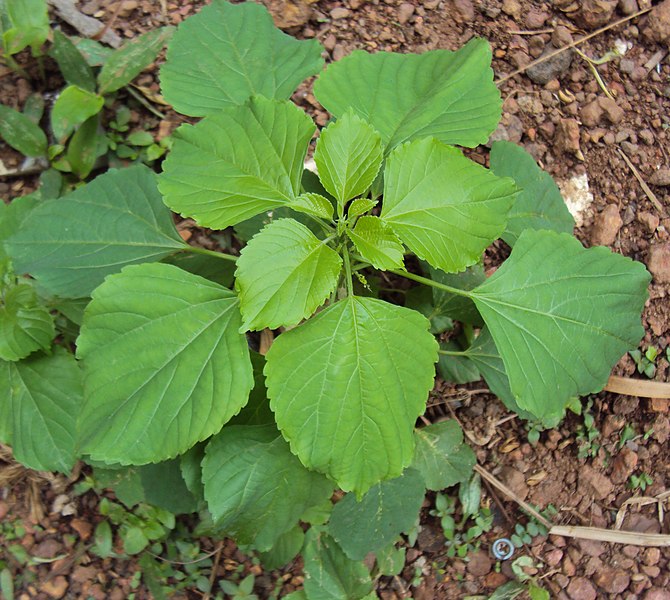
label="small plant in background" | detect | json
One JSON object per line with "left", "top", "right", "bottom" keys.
{"left": 576, "top": 398, "right": 601, "bottom": 459}
{"left": 628, "top": 472, "right": 653, "bottom": 492}
{"left": 629, "top": 346, "right": 660, "bottom": 379}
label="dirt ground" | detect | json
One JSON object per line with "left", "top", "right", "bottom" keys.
{"left": 1, "top": 0, "right": 670, "bottom": 599}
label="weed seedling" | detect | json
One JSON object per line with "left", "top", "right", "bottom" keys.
{"left": 628, "top": 472, "right": 653, "bottom": 492}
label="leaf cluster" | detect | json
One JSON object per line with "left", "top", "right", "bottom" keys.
{"left": 0, "top": 2, "right": 653, "bottom": 598}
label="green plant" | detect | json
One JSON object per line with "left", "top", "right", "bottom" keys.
{"left": 630, "top": 346, "right": 659, "bottom": 378}
{"left": 0, "top": 1, "right": 652, "bottom": 598}
{"left": 628, "top": 472, "right": 653, "bottom": 492}
{"left": 509, "top": 505, "right": 556, "bottom": 549}
{"left": 220, "top": 574, "right": 259, "bottom": 600}
{"left": 576, "top": 398, "right": 601, "bottom": 459}
{"left": 0, "top": 0, "right": 172, "bottom": 180}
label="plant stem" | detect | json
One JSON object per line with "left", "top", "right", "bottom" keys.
{"left": 438, "top": 348, "right": 467, "bottom": 357}
{"left": 181, "top": 245, "right": 238, "bottom": 263}
{"left": 389, "top": 269, "right": 473, "bottom": 298}
{"left": 342, "top": 245, "right": 354, "bottom": 296}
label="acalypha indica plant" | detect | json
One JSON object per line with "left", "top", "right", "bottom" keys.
{"left": 0, "top": 1, "right": 649, "bottom": 595}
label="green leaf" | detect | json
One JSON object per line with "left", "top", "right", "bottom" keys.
{"left": 289, "top": 193, "right": 334, "bottom": 221}
{"left": 93, "top": 466, "right": 145, "bottom": 508}
{"left": 3, "top": 0, "right": 49, "bottom": 54}
{"left": 347, "top": 215, "right": 404, "bottom": 270}
{"left": 303, "top": 529, "right": 373, "bottom": 600}
{"left": 438, "top": 342, "right": 480, "bottom": 384}
{"left": 49, "top": 30, "right": 96, "bottom": 92}
{"left": 328, "top": 468, "right": 425, "bottom": 560}
{"left": 404, "top": 287, "right": 452, "bottom": 334}
{"left": 162, "top": 253, "right": 235, "bottom": 289}
{"left": 160, "top": 0, "right": 323, "bottom": 116}
{"left": 23, "top": 94, "right": 45, "bottom": 124}
{"left": 72, "top": 37, "right": 114, "bottom": 67}
{"left": 348, "top": 198, "right": 377, "bottom": 219}
{"left": 202, "top": 424, "right": 333, "bottom": 551}
{"left": 235, "top": 218, "right": 342, "bottom": 331}
{"left": 411, "top": 421, "right": 475, "bottom": 491}
{"left": 375, "top": 545, "right": 406, "bottom": 577}
{"left": 314, "top": 111, "right": 383, "bottom": 208}
{"left": 381, "top": 138, "right": 517, "bottom": 273}
{"left": 127, "top": 131, "right": 154, "bottom": 147}
{"left": 179, "top": 443, "right": 205, "bottom": 500}
{"left": 8, "top": 165, "right": 186, "bottom": 298}
{"left": 265, "top": 296, "right": 438, "bottom": 495}
{"left": 0, "top": 348, "right": 82, "bottom": 472}
{"left": 98, "top": 27, "right": 174, "bottom": 95}
{"left": 76, "top": 263, "right": 254, "bottom": 465}
{"left": 121, "top": 526, "right": 149, "bottom": 555}
{"left": 67, "top": 113, "right": 104, "bottom": 180}
{"left": 0, "top": 104, "right": 47, "bottom": 157}
{"left": 51, "top": 85, "right": 104, "bottom": 143}
{"left": 93, "top": 521, "right": 113, "bottom": 558}
{"left": 0, "top": 284, "right": 55, "bottom": 361}
{"left": 490, "top": 141, "right": 574, "bottom": 246}
{"left": 258, "top": 525, "right": 305, "bottom": 570}
{"left": 428, "top": 264, "right": 486, "bottom": 325}
{"left": 471, "top": 230, "right": 650, "bottom": 419}
{"left": 159, "top": 97, "right": 314, "bottom": 229}
{"left": 139, "top": 459, "right": 199, "bottom": 514}
{"left": 314, "top": 38, "right": 501, "bottom": 152}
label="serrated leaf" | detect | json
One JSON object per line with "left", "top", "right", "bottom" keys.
{"left": 329, "top": 468, "right": 425, "bottom": 560}
{"left": 382, "top": 138, "right": 517, "bottom": 273}
{"left": 314, "top": 111, "right": 383, "bottom": 208}
{"left": 49, "top": 30, "right": 96, "bottom": 92}
{"left": 428, "top": 264, "right": 486, "bottom": 325}
{"left": 139, "top": 459, "right": 199, "bottom": 514}
{"left": 314, "top": 38, "right": 501, "bottom": 151}
{"left": 348, "top": 198, "right": 377, "bottom": 219}
{"left": 202, "top": 424, "right": 333, "bottom": 551}
{"left": 490, "top": 141, "right": 574, "bottom": 246}
{"left": 160, "top": 0, "right": 323, "bottom": 116}
{"left": 303, "top": 530, "right": 373, "bottom": 600}
{"left": 347, "top": 215, "right": 404, "bottom": 270}
{"left": 259, "top": 525, "right": 305, "bottom": 570}
{"left": 76, "top": 263, "right": 254, "bottom": 465}
{"left": 0, "top": 284, "right": 55, "bottom": 361}
{"left": 235, "top": 219, "right": 342, "bottom": 331}
{"left": 0, "top": 348, "right": 82, "bottom": 472}
{"left": 159, "top": 97, "right": 314, "bottom": 229}
{"left": 411, "top": 421, "right": 475, "bottom": 491}
{"left": 98, "top": 27, "right": 174, "bottom": 95}
{"left": 0, "top": 103, "right": 47, "bottom": 157}
{"left": 289, "top": 193, "right": 334, "bottom": 221}
{"left": 438, "top": 341, "right": 480, "bottom": 384}
{"left": 265, "top": 296, "right": 437, "bottom": 495}
{"left": 51, "top": 85, "right": 103, "bottom": 143}
{"left": 8, "top": 165, "right": 185, "bottom": 298}
{"left": 180, "top": 442, "right": 205, "bottom": 500}
{"left": 471, "top": 230, "right": 650, "bottom": 419}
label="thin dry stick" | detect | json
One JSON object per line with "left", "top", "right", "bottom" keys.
{"left": 616, "top": 147, "right": 665, "bottom": 215}
{"left": 550, "top": 525, "right": 670, "bottom": 547}
{"left": 605, "top": 375, "right": 670, "bottom": 399}
{"left": 203, "top": 541, "right": 225, "bottom": 600}
{"left": 474, "top": 464, "right": 553, "bottom": 529}
{"left": 496, "top": 7, "right": 652, "bottom": 85}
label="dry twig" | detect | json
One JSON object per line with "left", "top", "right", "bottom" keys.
{"left": 616, "top": 147, "right": 665, "bottom": 215}
{"left": 605, "top": 375, "right": 670, "bottom": 398}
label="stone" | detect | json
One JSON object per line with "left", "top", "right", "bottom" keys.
{"left": 41, "top": 577, "right": 68, "bottom": 599}
{"left": 448, "top": 0, "right": 475, "bottom": 21}
{"left": 556, "top": 118, "right": 581, "bottom": 156}
{"left": 0, "top": 500, "right": 7, "bottom": 520}
{"left": 502, "top": 0, "right": 522, "bottom": 19}
{"left": 33, "top": 538, "right": 62, "bottom": 559}
{"left": 70, "top": 518, "right": 92, "bottom": 541}
{"left": 591, "top": 204, "right": 622, "bottom": 246}
{"left": 576, "top": 0, "right": 618, "bottom": 29}
{"left": 598, "top": 97, "right": 625, "bottom": 124}
{"left": 648, "top": 243, "right": 670, "bottom": 283}
{"left": 651, "top": 416, "right": 669, "bottom": 444}
{"left": 579, "top": 464, "right": 614, "bottom": 500}
{"left": 526, "top": 45, "right": 573, "bottom": 85}
{"left": 580, "top": 100, "right": 603, "bottom": 127}
{"left": 466, "top": 551, "right": 492, "bottom": 576}
{"left": 649, "top": 167, "right": 670, "bottom": 186}
{"left": 639, "top": 128, "right": 655, "bottom": 144}
{"left": 642, "top": 0, "right": 670, "bottom": 44}
{"left": 643, "top": 547, "right": 661, "bottom": 565}
{"left": 611, "top": 447, "right": 638, "bottom": 484}
{"left": 269, "top": 0, "right": 312, "bottom": 27}
{"left": 397, "top": 3, "right": 415, "bottom": 24}
{"left": 323, "top": 33, "right": 336, "bottom": 52}
{"left": 552, "top": 25, "right": 574, "bottom": 48}
{"left": 567, "top": 576, "right": 597, "bottom": 600}
{"left": 594, "top": 569, "right": 631, "bottom": 593}
{"left": 330, "top": 7, "right": 350, "bottom": 19}
{"left": 497, "top": 466, "right": 528, "bottom": 501}
{"left": 643, "top": 589, "right": 670, "bottom": 600}
{"left": 638, "top": 211, "right": 660, "bottom": 233}
{"left": 525, "top": 8, "right": 549, "bottom": 28}
{"left": 619, "top": 0, "right": 639, "bottom": 13}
